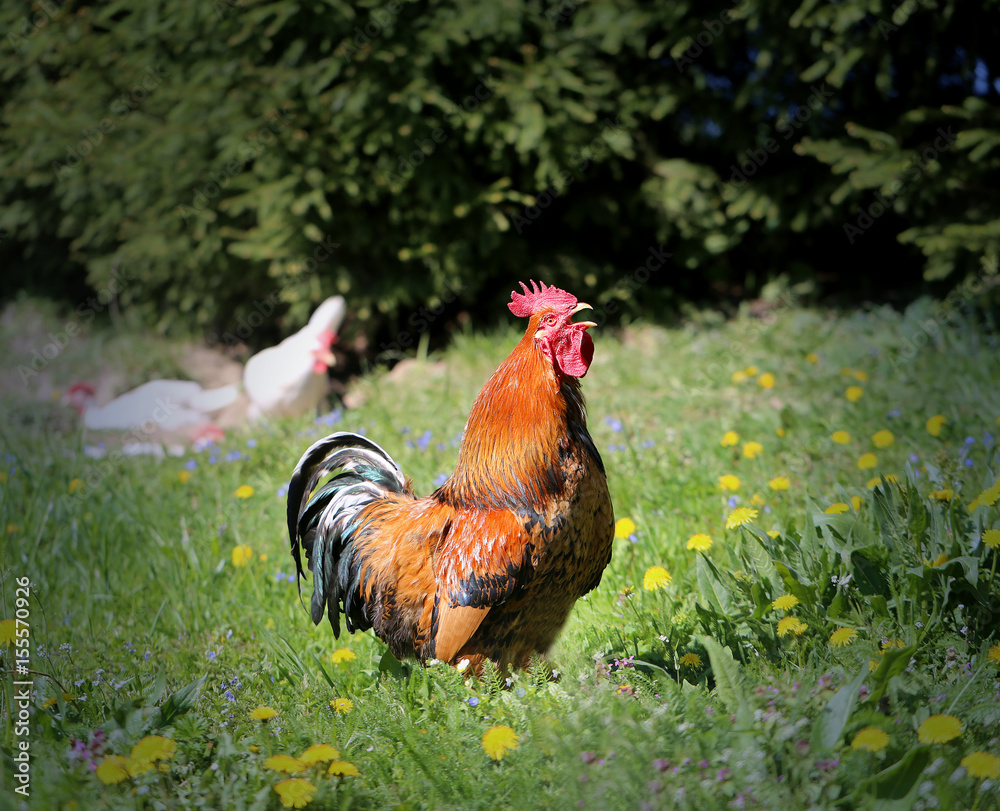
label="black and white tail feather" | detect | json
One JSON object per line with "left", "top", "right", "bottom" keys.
{"left": 287, "top": 432, "right": 408, "bottom": 636}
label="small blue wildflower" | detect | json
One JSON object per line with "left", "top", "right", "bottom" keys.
{"left": 468, "top": 697, "right": 479, "bottom": 707}
{"left": 208, "top": 455, "right": 218, "bottom": 465}
{"left": 417, "top": 430, "right": 432, "bottom": 451}
{"left": 727, "top": 495, "right": 740, "bottom": 508}
{"left": 436, "top": 442, "right": 447, "bottom": 451}
{"left": 275, "top": 572, "right": 287, "bottom": 582}
{"left": 515, "top": 687, "right": 526, "bottom": 698}
{"left": 984, "top": 432, "right": 994, "bottom": 447}
{"left": 886, "top": 409, "right": 900, "bottom": 418}
{"left": 246, "top": 438, "right": 257, "bottom": 448}
{"left": 225, "top": 451, "right": 242, "bottom": 462}
{"left": 144, "top": 651, "right": 151, "bottom": 661}
{"left": 184, "top": 459, "right": 197, "bottom": 470}
{"left": 401, "top": 426, "right": 410, "bottom": 434}
{"left": 405, "top": 440, "right": 415, "bottom": 449}
{"left": 230, "top": 677, "right": 240, "bottom": 687}
{"left": 764, "top": 505, "right": 772, "bottom": 514}
{"left": 276, "top": 483, "right": 288, "bottom": 497}
{"left": 224, "top": 691, "right": 235, "bottom": 702}
{"left": 605, "top": 416, "right": 623, "bottom": 433}
{"left": 964, "top": 458, "right": 974, "bottom": 467}
{"left": 208, "top": 651, "right": 218, "bottom": 661}
{"left": 226, "top": 629, "right": 233, "bottom": 639}
{"left": 124, "top": 641, "right": 135, "bottom": 653}
{"left": 965, "top": 436, "right": 976, "bottom": 446}
{"left": 434, "top": 474, "right": 448, "bottom": 487}
{"left": 641, "top": 439, "right": 655, "bottom": 448}
{"left": 909, "top": 453, "right": 919, "bottom": 464}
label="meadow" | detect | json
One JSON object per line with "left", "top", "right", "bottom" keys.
{"left": 1, "top": 295, "right": 999, "bottom": 810}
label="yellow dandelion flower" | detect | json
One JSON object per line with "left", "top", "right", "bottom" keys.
{"left": 777, "top": 617, "right": 807, "bottom": 637}
{"left": 845, "top": 386, "right": 863, "bottom": 402}
{"left": 482, "top": 725, "right": 519, "bottom": 761}
{"left": 988, "top": 643, "right": 1000, "bottom": 664}
{"left": 851, "top": 370, "right": 869, "bottom": 382}
{"left": 825, "top": 503, "right": 850, "bottom": 514}
{"left": 264, "top": 755, "right": 307, "bottom": 774}
{"left": 331, "top": 648, "right": 357, "bottom": 664}
{"left": 744, "top": 365, "right": 759, "bottom": 376}
{"left": 42, "top": 697, "right": 58, "bottom": 709}
{"left": 718, "top": 474, "right": 741, "bottom": 491}
{"left": 806, "top": 353, "right": 819, "bottom": 363}
{"left": 867, "top": 474, "right": 898, "bottom": 489}
{"left": 686, "top": 533, "right": 713, "bottom": 552}
{"left": 231, "top": 544, "right": 253, "bottom": 567}
{"left": 766, "top": 530, "right": 780, "bottom": 538}
{"left": 871, "top": 430, "right": 894, "bottom": 448}
{"left": 857, "top": 453, "right": 877, "bottom": 470}
{"left": 930, "top": 554, "right": 949, "bottom": 567}
{"left": 772, "top": 594, "right": 799, "bottom": 611}
{"left": 679, "top": 653, "right": 702, "bottom": 668}
{"left": 831, "top": 430, "right": 851, "bottom": 445}
{"left": 742, "top": 441, "right": 764, "bottom": 459}
{"left": 234, "top": 484, "right": 255, "bottom": 499}
{"left": 68, "top": 478, "right": 82, "bottom": 494}
{"left": 327, "top": 760, "right": 360, "bottom": 777}
{"left": 768, "top": 477, "right": 789, "bottom": 491}
{"left": 776, "top": 427, "right": 786, "bottom": 437}
{"left": 178, "top": 470, "right": 191, "bottom": 484}
{"left": 299, "top": 744, "right": 340, "bottom": 765}
{"left": 274, "top": 778, "right": 317, "bottom": 809}
{"left": 869, "top": 659, "right": 880, "bottom": 672}
{"left": 643, "top": 566, "right": 672, "bottom": 590}
{"left": 127, "top": 758, "right": 155, "bottom": 777}
{"left": 851, "top": 496, "right": 863, "bottom": 511}
{"left": 725, "top": 507, "right": 758, "bottom": 529}
{"left": 976, "top": 480, "right": 1000, "bottom": 507}
{"left": 0, "top": 619, "right": 15, "bottom": 646}
{"left": 983, "top": 530, "right": 1000, "bottom": 549}
{"left": 928, "top": 489, "right": 953, "bottom": 501}
{"left": 260, "top": 553, "right": 268, "bottom": 562}
{"left": 614, "top": 518, "right": 636, "bottom": 539}
{"left": 961, "top": 751, "right": 1000, "bottom": 780}
{"left": 917, "top": 714, "right": 963, "bottom": 744}
{"left": 330, "top": 698, "right": 353, "bottom": 714}
{"left": 750, "top": 493, "right": 765, "bottom": 505}
{"left": 131, "top": 736, "right": 176, "bottom": 764}
{"left": 731, "top": 370, "right": 748, "bottom": 384}
{"left": 851, "top": 727, "right": 889, "bottom": 752}
{"left": 881, "top": 638, "right": 906, "bottom": 651}
{"left": 721, "top": 431, "right": 740, "bottom": 447}
{"left": 5, "top": 523, "right": 17, "bottom": 535}
{"left": 96, "top": 756, "right": 131, "bottom": 785}
{"left": 830, "top": 628, "right": 857, "bottom": 647}
{"left": 249, "top": 706, "right": 278, "bottom": 720}
{"left": 926, "top": 415, "right": 946, "bottom": 436}
{"left": 758, "top": 372, "right": 775, "bottom": 389}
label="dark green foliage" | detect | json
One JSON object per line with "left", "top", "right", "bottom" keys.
{"left": 1, "top": 0, "right": 998, "bottom": 339}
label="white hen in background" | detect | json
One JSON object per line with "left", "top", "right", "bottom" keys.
{"left": 243, "top": 296, "right": 345, "bottom": 420}
{"left": 68, "top": 380, "right": 239, "bottom": 433}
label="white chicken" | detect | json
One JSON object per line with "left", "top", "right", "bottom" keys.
{"left": 243, "top": 296, "right": 345, "bottom": 420}
{"left": 67, "top": 380, "right": 239, "bottom": 434}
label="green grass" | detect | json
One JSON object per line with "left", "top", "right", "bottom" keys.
{"left": 2, "top": 297, "right": 1000, "bottom": 809}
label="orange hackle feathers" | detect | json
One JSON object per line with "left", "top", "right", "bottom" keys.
{"left": 287, "top": 281, "right": 614, "bottom": 674}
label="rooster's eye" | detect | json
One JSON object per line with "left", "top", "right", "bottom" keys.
{"left": 543, "top": 314, "right": 557, "bottom": 326}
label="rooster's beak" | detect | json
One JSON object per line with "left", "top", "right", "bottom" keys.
{"left": 571, "top": 302, "right": 597, "bottom": 329}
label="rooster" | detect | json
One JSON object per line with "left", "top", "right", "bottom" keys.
{"left": 287, "top": 281, "right": 614, "bottom": 673}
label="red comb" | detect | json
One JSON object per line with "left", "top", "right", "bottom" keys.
{"left": 508, "top": 281, "right": 579, "bottom": 318}
{"left": 68, "top": 382, "right": 96, "bottom": 397}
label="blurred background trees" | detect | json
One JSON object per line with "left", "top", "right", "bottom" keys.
{"left": 1, "top": 0, "right": 998, "bottom": 346}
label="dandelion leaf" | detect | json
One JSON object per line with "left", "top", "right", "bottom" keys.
{"left": 812, "top": 666, "right": 867, "bottom": 752}
{"left": 700, "top": 636, "right": 752, "bottom": 732}
{"left": 866, "top": 645, "right": 916, "bottom": 706}
{"left": 696, "top": 555, "right": 733, "bottom": 614}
